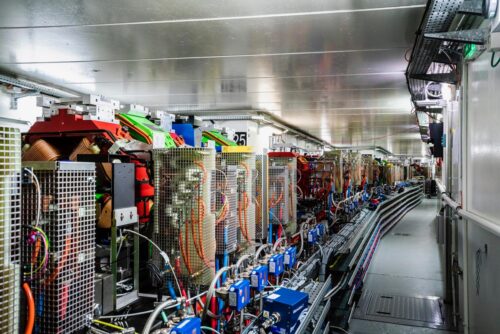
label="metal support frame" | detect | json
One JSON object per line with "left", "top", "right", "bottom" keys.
{"left": 409, "top": 73, "right": 459, "bottom": 84}
{"left": 425, "top": 28, "right": 489, "bottom": 45}
{"left": 459, "top": 0, "right": 485, "bottom": 15}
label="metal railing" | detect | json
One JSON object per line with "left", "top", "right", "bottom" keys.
{"left": 436, "top": 180, "right": 500, "bottom": 237}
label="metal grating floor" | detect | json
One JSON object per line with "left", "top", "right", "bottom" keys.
{"left": 354, "top": 291, "right": 450, "bottom": 330}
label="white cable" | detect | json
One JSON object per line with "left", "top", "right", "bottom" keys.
{"left": 330, "top": 326, "right": 351, "bottom": 334}
{"left": 202, "top": 266, "right": 234, "bottom": 322}
{"left": 273, "top": 237, "right": 287, "bottom": 252}
{"left": 98, "top": 302, "right": 180, "bottom": 319}
{"left": 24, "top": 168, "right": 41, "bottom": 226}
{"left": 324, "top": 274, "right": 348, "bottom": 300}
{"left": 244, "top": 313, "right": 259, "bottom": 319}
{"left": 201, "top": 326, "right": 222, "bottom": 334}
{"left": 235, "top": 254, "right": 252, "bottom": 276}
{"left": 254, "top": 244, "right": 272, "bottom": 262}
{"left": 142, "top": 299, "right": 180, "bottom": 334}
{"left": 122, "top": 229, "right": 182, "bottom": 298}
{"left": 187, "top": 290, "right": 207, "bottom": 303}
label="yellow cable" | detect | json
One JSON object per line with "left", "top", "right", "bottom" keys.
{"left": 93, "top": 319, "right": 139, "bottom": 334}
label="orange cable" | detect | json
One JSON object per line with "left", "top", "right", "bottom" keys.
{"left": 22, "top": 283, "right": 35, "bottom": 334}
{"left": 44, "top": 236, "right": 71, "bottom": 286}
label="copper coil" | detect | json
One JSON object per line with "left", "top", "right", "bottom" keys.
{"left": 22, "top": 139, "right": 60, "bottom": 161}
{"left": 98, "top": 197, "right": 112, "bottom": 229}
{"left": 69, "top": 137, "right": 95, "bottom": 161}
{"left": 96, "top": 162, "right": 113, "bottom": 183}
{"left": 42, "top": 195, "right": 53, "bottom": 213}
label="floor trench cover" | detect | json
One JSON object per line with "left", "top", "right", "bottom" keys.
{"left": 354, "top": 291, "right": 451, "bottom": 330}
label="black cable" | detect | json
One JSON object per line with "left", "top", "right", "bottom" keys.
{"left": 491, "top": 51, "right": 500, "bottom": 68}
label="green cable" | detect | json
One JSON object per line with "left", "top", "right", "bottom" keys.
{"left": 492, "top": 51, "right": 500, "bottom": 68}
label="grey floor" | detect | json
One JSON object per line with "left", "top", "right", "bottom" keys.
{"left": 348, "top": 199, "right": 455, "bottom": 334}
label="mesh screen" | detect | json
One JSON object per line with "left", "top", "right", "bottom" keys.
{"left": 311, "top": 159, "right": 336, "bottom": 199}
{"left": 22, "top": 162, "right": 95, "bottom": 334}
{"left": 0, "top": 127, "right": 21, "bottom": 333}
{"left": 254, "top": 154, "right": 268, "bottom": 241}
{"left": 219, "top": 152, "right": 256, "bottom": 255}
{"left": 153, "top": 148, "right": 216, "bottom": 286}
{"left": 268, "top": 156, "right": 297, "bottom": 234}
{"left": 213, "top": 157, "right": 238, "bottom": 255}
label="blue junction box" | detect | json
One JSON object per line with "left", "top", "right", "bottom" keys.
{"left": 228, "top": 279, "right": 251, "bottom": 311}
{"left": 263, "top": 288, "right": 309, "bottom": 334}
{"left": 284, "top": 246, "right": 297, "bottom": 269}
{"left": 308, "top": 228, "right": 318, "bottom": 244}
{"left": 269, "top": 253, "right": 284, "bottom": 276}
{"left": 250, "top": 265, "right": 268, "bottom": 292}
{"left": 170, "top": 317, "right": 201, "bottom": 334}
{"left": 316, "top": 223, "right": 325, "bottom": 237}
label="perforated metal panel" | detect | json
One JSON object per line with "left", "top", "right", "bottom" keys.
{"left": 268, "top": 155, "right": 297, "bottom": 234}
{"left": 213, "top": 158, "right": 238, "bottom": 255}
{"left": 22, "top": 161, "right": 96, "bottom": 334}
{"left": 218, "top": 151, "right": 256, "bottom": 255}
{"left": 310, "top": 158, "right": 336, "bottom": 199}
{"left": 0, "top": 127, "right": 21, "bottom": 333}
{"left": 153, "top": 148, "right": 216, "bottom": 286}
{"left": 255, "top": 154, "right": 268, "bottom": 241}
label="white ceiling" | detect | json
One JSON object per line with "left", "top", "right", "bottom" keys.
{"left": 0, "top": 0, "right": 429, "bottom": 156}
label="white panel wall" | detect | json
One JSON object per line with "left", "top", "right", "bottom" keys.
{"left": 462, "top": 51, "right": 500, "bottom": 333}
{"left": 0, "top": 91, "right": 41, "bottom": 131}
{"left": 466, "top": 54, "right": 500, "bottom": 224}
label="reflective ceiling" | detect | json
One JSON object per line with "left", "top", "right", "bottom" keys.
{"left": 0, "top": 0, "right": 428, "bottom": 156}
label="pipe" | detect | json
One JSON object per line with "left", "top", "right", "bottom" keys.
{"left": 254, "top": 244, "right": 272, "bottom": 262}
{"left": 142, "top": 299, "right": 179, "bottom": 334}
{"left": 235, "top": 254, "right": 252, "bottom": 276}
{"left": 201, "top": 266, "right": 234, "bottom": 323}
{"left": 22, "top": 283, "right": 35, "bottom": 334}
{"left": 272, "top": 237, "right": 287, "bottom": 252}
{"left": 440, "top": 193, "right": 500, "bottom": 238}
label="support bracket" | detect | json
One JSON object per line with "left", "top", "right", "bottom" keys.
{"left": 424, "top": 28, "right": 489, "bottom": 45}
{"left": 409, "top": 73, "right": 458, "bottom": 84}
{"left": 458, "top": 0, "right": 484, "bottom": 16}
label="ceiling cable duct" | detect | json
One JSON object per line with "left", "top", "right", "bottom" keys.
{"left": 332, "top": 145, "right": 394, "bottom": 156}
{"left": 0, "top": 73, "right": 80, "bottom": 98}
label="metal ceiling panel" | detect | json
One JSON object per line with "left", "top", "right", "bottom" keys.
{"left": 0, "top": 8, "right": 423, "bottom": 63}
{"left": 0, "top": 0, "right": 428, "bottom": 156}
{"left": 1, "top": 49, "right": 409, "bottom": 83}
{"left": 0, "top": 1, "right": 426, "bottom": 28}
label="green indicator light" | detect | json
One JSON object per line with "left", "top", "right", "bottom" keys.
{"left": 464, "top": 43, "right": 477, "bottom": 60}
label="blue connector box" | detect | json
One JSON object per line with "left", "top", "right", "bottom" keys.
{"left": 284, "top": 246, "right": 297, "bottom": 269}
{"left": 171, "top": 317, "right": 201, "bottom": 334}
{"left": 269, "top": 253, "right": 284, "bottom": 276}
{"left": 250, "top": 265, "right": 268, "bottom": 292}
{"left": 316, "top": 223, "right": 325, "bottom": 237}
{"left": 228, "top": 279, "right": 251, "bottom": 311}
{"left": 308, "top": 228, "right": 318, "bottom": 244}
{"left": 263, "top": 288, "right": 309, "bottom": 333}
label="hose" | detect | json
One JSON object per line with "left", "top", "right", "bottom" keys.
{"left": 235, "top": 254, "right": 252, "bottom": 276}
{"left": 22, "top": 283, "right": 35, "bottom": 334}
{"left": 254, "top": 244, "right": 272, "bottom": 262}
{"left": 201, "top": 266, "right": 234, "bottom": 323}
{"left": 272, "top": 237, "right": 287, "bottom": 252}
{"left": 142, "top": 299, "right": 179, "bottom": 334}
{"left": 324, "top": 274, "right": 348, "bottom": 300}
